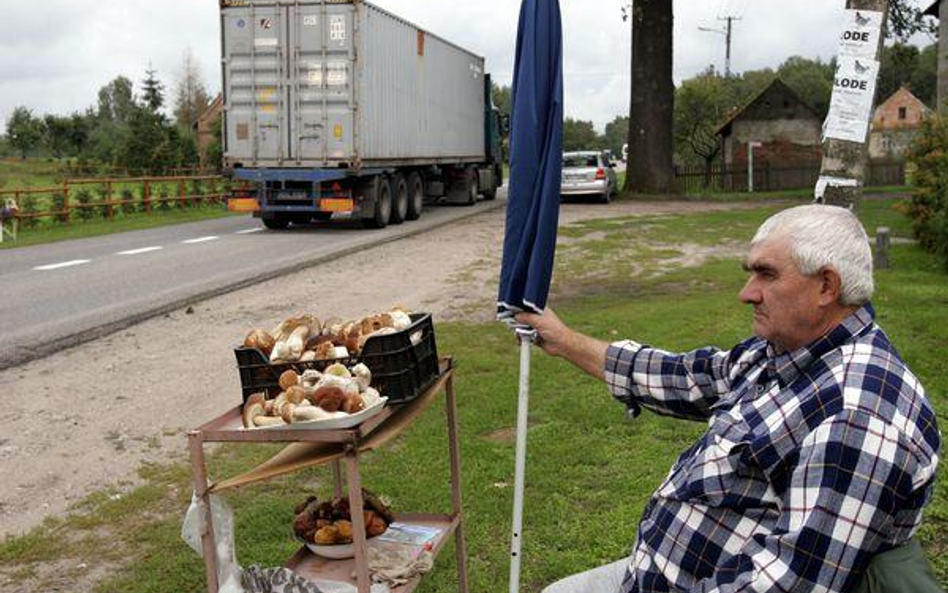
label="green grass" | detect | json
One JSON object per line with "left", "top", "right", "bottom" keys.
{"left": 0, "top": 158, "right": 65, "bottom": 188}
{"left": 0, "top": 204, "right": 241, "bottom": 250}
{"left": 1, "top": 196, "right": 945, "bottom": 592}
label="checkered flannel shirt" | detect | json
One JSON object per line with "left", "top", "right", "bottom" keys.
{"left": 604, "top": 304, "right": 940, "bottom": 593}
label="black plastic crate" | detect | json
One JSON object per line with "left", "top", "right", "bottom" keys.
{"left": 235, "top": 313, "right": 439, "bottom": 405}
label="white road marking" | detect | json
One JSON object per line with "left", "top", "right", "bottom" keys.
{"left": 117, "top": 246, "right": 163, "bottom": 256}
{"left": 34, "top": 260, "right": 91, "bottom": 271}
{"left": 182, "top": 236, "right": 220, "bottom": 244}
{"left": 235, "top": 228, "right": 263, "bottom": 235}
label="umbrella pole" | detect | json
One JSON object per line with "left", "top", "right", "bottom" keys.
{"left": 510, "top": 328, "right": 536, "bottom": 593}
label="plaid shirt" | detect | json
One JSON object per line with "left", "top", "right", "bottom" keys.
{"left": 604, "top": 304, "right": 940, "bottom": 593}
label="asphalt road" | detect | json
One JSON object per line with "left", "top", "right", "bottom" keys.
{"left": 0, "top": 195, "right": 505, "bottom": 369}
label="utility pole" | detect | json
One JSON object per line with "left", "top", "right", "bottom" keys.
{"left": 698, "top": 15, "right": 740, "bottom": 77}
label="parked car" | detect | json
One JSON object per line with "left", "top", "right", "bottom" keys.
{"left": 561, "top": 151, "right": 618, "bottom": 203}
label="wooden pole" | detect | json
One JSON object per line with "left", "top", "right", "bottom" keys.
{"left": 817, "top": 0, "right": 889, "bottom": 210}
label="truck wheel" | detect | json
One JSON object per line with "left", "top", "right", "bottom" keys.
{"left": 262, "top": 214, "right": 290, "bottom": 230}
{"left": 406, "top": 172, "right": 424, "bottom": 220}
{"left": 463, "top": 166, "right": 478, "bottom": 206}
{"left": 363, "top": 176, "right": 392, "bottom": 229}
{"left": 390, "top": 174, "right": 408, "bottom": 225}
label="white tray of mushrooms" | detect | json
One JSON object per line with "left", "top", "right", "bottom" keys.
{"left": 241, "top": 363, "right": 387, "bottom": 431}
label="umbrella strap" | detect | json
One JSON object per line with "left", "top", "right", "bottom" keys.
{"left": 510, "top": 333, "right": 533, "bottom": 593}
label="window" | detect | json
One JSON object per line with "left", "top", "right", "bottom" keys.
{"left": 898, "top": 107, "right": 907, "bottom": 120}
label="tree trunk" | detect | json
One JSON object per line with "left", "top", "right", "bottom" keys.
{"left": 818, "top": 0, "right": 889, "bottom": 209}
{"left": 625, "top": 0, "right": 675, "bottom": 194}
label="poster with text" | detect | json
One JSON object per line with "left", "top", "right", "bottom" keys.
{"left": 838, "top": 9, "right": 883, "bottom": 58}
{"left": 824, "top": 57, "right": 879, "bottom": 143}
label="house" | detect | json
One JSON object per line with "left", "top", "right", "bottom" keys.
{"left": 925, "top": 0, "right": 947, "bottom": 109}
{"left": 195, "top": 94, "right": 224, "bottom": 164}
{"left": 869, "top": 87, "right": 932, "bottom": 159}
{"left": 715, "top": 78, "right": 823, "bottom": 168}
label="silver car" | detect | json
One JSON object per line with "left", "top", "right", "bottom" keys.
{"left": 561, "top": 151, "right": 618, "bottom": 203}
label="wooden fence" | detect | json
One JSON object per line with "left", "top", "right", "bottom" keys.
{"left": 0, "top": 174, "right": 234, "bottom": 227}
{"left": 674, "top": 160, "right": 907, "bottom": 194}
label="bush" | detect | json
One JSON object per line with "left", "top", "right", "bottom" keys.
{"left": 120, "top": 188, "right": 137, "bottom": 215}
{"left": 18, "top": 195, "right": 40, "bottom": 229}
{"left": 907, "top": 113, "right": 948, "bottom": 269}
{"left": 75, "top": 188, "right": 95, "bottom": 220}
{"left": 51, "top": 192, "right": 69, "bottom": 223}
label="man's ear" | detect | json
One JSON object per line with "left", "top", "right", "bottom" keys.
{"left": 818, "top": 267, "right": 843, "bottom": 306}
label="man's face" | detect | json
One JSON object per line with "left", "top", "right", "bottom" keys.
{"left": 739, "top": 235, "right": 825, "bottom": 352}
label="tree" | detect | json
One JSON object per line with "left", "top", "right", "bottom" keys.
{"left": 562, "top": 118, "right": 600, "bottom": 152}
{"left": 602, "top": 115, "right": 629, "bottom": 158}
{"left": 911, "top": 44, "right": 938, "bottom": 107}
{"left": 6, "top": 106, "right": 43, "bottom": 159}
{"left": 67, "top": 112, "right": 92, "bottom": 156}
{"left": 626, "top": 0, "right": 675, "bottom": 194}
{"left": 674, "top": 70, "right": 735, "bottom": 179}
{"left": 491, "top": 82, "right": 511, "bottom": 119}
{"left": 97, "top": 76, "right": 137, "bottom": 124}
{"left": 173, "top": 48, "right": 211, "bottom": 130}
{"left": 42, "top": 114, "right": 72, "bottom": 159}
{"left": 142, "top": 64, "right": 165, "bottom": 113}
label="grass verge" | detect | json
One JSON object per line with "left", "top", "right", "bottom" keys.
{"left": 1, "top": 197, "right": 945, "bottom": 593}
{"left": 1, "top": 205, "right": 241, "bottom": 250}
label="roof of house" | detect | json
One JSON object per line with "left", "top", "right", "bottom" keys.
{"left": 714, "top": 78, "right": 820, "bottom": 137}
{"left": 872, "top": 87, "right": 932, "bottom": 128}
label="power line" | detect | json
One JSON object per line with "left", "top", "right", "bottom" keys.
{"left": 698, "top": 14, "right": 741, "bottom": 77}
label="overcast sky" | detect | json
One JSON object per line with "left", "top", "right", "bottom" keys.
{"left": 0, "top": 0, "right": 937, "bottom": 132}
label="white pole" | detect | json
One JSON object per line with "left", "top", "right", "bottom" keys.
{"left": 747, "top": 141, "right": 762, "bottom": 193}
{"left": 509, "top": 329, "right": 534, "bottom": 593}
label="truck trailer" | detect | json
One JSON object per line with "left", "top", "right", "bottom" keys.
{"left": 220, "top": 0, "right": 505, "bottom": 229}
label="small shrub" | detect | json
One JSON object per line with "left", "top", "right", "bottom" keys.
{"left": 158, "top": 188, "right": 171, "bottom": 211}
{"left": 191, "top": 179, "right": 205, "bottom": 207}
{"left": 18, "top": 195, "right": 40, "bottom": 229}
{"left": 75, "top": 188, "right": 95, "bottom": 220}
{"left": 51, "top": 192, "right": 69, "bottom": 223}
{"left": 96, "top": 186, "right": 111, "bottom": 219}
{"left": 120, "top": 188, "right": 137, "bottom": 215}
{"left": 907, "top": 113, "right": 948, "bottom": 270}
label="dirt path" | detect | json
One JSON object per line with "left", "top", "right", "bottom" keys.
{"left": 0, "top": 200, "right": 753, "bottom": 539}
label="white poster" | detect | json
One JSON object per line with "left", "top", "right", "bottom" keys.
{"left": 823, "top": 57, "right": 880, "bottom": 143}
{"left": 838, "top": 9, "right": 883, "bottom": 58}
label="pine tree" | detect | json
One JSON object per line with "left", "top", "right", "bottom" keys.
{"left": 173, "top": 48, "right": 211, "bottom": 130}
{"left": 142, "top": 64, "right": 165, "bottom": 113}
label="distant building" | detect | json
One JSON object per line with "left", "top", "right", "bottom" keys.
{"left": 925, "top": 0, "right": 947, "bottom": 109}
{"left": 869, "top": 87, "right": 932, "bottom": 160}
{"left": 195, "top": 94, "right": 224, "bottom": 165}
{"left": 715, "top": 78, "right": 822, "bottom": 168}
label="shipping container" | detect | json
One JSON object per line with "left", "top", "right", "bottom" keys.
{"left": 221, "top": 0, "right": 487, "bottom": 168}
{"left": 219, "top": 0, "right": 504, "bottom": 230}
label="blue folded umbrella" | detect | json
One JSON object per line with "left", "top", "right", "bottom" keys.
{"left": 497, "top": 0, "right": 563, "bottom": 318}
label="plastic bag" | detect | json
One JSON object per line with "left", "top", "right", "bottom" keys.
{"left": 181, "top": 491, "right": 244, "bottom": 593}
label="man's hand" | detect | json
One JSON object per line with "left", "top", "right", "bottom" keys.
{"left": 515, "top": 309, "right": 609, "bottom": 380}
{"left": 515, "top": 309, "right": 572, "bottom": 357}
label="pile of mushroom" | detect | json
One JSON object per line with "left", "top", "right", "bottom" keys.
{"left": 241, "top": 363, "right": 383, "bottom": 428}
{"left": 242, "top": 308, "right": 413, "bottom": 364}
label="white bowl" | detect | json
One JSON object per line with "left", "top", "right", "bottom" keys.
{"left": 305, "top": 541, "right": 355, "bottom": 559}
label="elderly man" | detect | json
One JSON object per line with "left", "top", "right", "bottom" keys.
{"left": 517, "top": 205, "right": 941, "bottom": 593}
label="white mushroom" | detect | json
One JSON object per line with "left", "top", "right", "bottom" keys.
{"left": 242, "top": 393, "right": 267, "bottom": 428}
{"left": 351, "top": 364, "right": 372, "bottom": 392}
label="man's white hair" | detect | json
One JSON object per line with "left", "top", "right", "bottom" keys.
{"left": 752, "top": 205, "right": 874, "bottom": 305}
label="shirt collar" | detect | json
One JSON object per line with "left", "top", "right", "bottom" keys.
{"left": 764, "top": 303, "right": 876, "bottom": 387}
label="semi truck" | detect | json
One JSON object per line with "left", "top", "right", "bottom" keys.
{"left": 219, "top": 0, "right": 505, "bottom": 229}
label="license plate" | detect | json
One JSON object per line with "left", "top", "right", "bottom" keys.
{"left": 228, "top": 198, "right": 259, "bottom": 212}
{"left": 320, "top": 198, "right": 354, "bottom": 213}
{"left": 277, "top": 191, "right": 308, "bottom": 201}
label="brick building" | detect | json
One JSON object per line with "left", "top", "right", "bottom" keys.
{"left": 925, "top": 0, "right": 947, "bottom": 110}
{"left": 715, "top": 78, "right": 822, "bottom": 168}
{"left": 869, "top": 87, "right": 932, "bottom": 159}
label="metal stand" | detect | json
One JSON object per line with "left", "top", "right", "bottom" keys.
{"left": 509, "top": 327, "right": 536, "bottom": 593}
